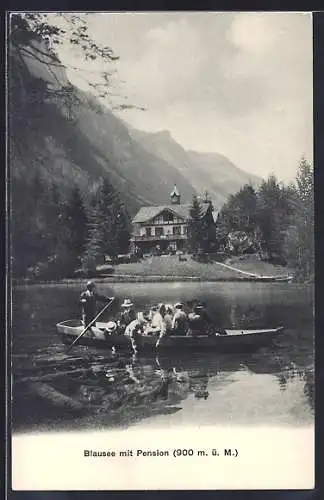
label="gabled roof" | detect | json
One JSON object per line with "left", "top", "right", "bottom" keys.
{"left": 132, "top": 203, "right": 211, "bottom": 224}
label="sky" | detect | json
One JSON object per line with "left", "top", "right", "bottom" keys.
{"left": 54, "top": 12, "right": 313, "bottom": 183}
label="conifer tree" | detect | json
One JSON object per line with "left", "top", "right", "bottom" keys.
{"left": 82, "top": 177, "right": 131, "bottom": 271}
{"left": 188, "top": 195, "right": 204, "bottom": 254}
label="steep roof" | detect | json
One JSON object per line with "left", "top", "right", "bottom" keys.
{"left": 132, "top": 203, "right": 211, "bottom": 224}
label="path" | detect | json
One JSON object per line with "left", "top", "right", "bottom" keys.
{"left": 215, "top": 261, "right": 292, "bottom": 280}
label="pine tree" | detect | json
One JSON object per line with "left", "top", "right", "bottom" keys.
{"left": 188, "top": 195, "right": 204, "bottom": 254}
{"left": 82, "top": 177, "right": 131, "bottom": 271}
{"left": 82, "top": 206, "right": 103, "bottom": 272}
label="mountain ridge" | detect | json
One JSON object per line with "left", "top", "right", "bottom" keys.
{"left": 11, "top": 33, "right": 262, "bottom": 218}
{"left": 127, "top": 124, "right": 262, "bottom": 208}
{"left": 10, "top": 37, "right": 197, "bottom": 215}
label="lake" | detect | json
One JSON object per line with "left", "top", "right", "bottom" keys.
{"left": 11, "top": 281, "right": 314, "bottom": 432}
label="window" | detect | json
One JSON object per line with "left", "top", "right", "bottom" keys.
{"left": 183, "top": 226, "right": 187, "bottom": 234}
{"left": 173, "top": 226, "right": 181, "bottom": 236}
{"left": 155, "top": 227, "right": 164, "bottom": 237}
{"left": 232, "top": 215, "right": 240, "bottom": 226}
{"left": 163, "top": 211, "right": 174, "bottom": 223}
{"left": 145, "top": 227, "right": 152, "bottom": 237}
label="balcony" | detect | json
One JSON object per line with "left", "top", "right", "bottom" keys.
{"left": 131, "top": 234, "right": 187, "bottom": 242}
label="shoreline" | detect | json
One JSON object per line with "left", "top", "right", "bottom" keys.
{"left": 12, "top": 274, "right": 295, "bottom": 286}
{"left": 11, "top": 255, "right": 297, "bottom": 286}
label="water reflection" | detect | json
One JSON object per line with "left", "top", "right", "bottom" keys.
{"left": 13, "top": 347, "right": 314, "bottom": 432}
{"left": 11, "top": 282, "right": 314, "bottom": 431}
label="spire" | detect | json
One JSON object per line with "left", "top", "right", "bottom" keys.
{"left": 170, "top": 185, "right": 181, "bottom": 204}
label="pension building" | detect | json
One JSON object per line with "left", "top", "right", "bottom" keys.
{"left": 130, "top": 186, "right": 215, "bottom": 254}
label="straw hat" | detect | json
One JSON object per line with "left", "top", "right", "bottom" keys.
{"left": 121, "top": 298, "right": 134, "bottom": 308}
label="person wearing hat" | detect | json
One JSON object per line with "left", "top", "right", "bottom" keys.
{"left": 188, "top": 303, "right": 213, "bottom": 335}
{"left": 116, "top": 298, "right": 136, "bottom": 334}
{"left": 80, "top": 281, "right": 112, "bottom": 334}
{"left": 171, "top": 303, "right": 188, "bottom": 336}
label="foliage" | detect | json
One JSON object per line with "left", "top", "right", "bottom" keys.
{"left": 187, "top": 195, "right": 215, "bottom": 254}
{"left": 9, "top": 13, "right": 144, "bottom": 116}
{"left": 11, "top": 170, "right": 131, "bottom": 279}
{"left": 256, "top": 175, "right": 294, "bottom": 263}
{"left": 9, "top": 13, "right": 133, "bottom": 280}
{"left": 216, "top": 184, "right": 258, "bottom": 250}
{"left": 82, "top": 178, "right": 131, "bottom": 272}
{"left": 187, "top": 196, "right": 204, "bottom": 254}
{"left": 215, "top": 157, "right": 314, "bottom": 281}
{"left": 11, "top": 171, "right": 87, "bottom": 279}
{"left": 284, "top": 157, "right": 314, "bottom": 280}
{"left": 60, "top": 186, "right": 88, "bottom": 270}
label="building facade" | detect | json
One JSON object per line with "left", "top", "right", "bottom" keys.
{"left": 130, "top": 186, "right": 215, "bottom": 254}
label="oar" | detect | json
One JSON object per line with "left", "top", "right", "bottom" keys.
{"left": 65, "top": 297, "right": 115, "bottom": 354}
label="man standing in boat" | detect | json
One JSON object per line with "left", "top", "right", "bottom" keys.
{"left": 80, "top": 281, "right": 111, "bottom": 332}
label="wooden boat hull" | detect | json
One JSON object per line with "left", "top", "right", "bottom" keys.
{"left": 57, "top": 320, "right": 284, "bottom": 353}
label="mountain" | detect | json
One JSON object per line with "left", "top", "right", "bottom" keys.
{"left": 10, "top": 36, "right": 197, "bottom": 216}
{"left": 10, "top": 23, "right": 260, "bottom": 219}
{"left": 128, "top": 127, "right": 262, "bottom": 208}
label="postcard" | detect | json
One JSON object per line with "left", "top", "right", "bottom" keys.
{"left": 8, "top": 11, "right": 314, "bottom": 491}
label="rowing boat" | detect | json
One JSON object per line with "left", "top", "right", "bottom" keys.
{"left": 57, "top": 320, "right": 284, "bottom": 352}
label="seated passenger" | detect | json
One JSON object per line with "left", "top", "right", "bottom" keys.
{"left": 164, "top": 305, "right": 174, "bottom": 334}
{"left": 148, "top": 304, "right": 158, "bottom": 322}
{"left": 155, "top": 304, "right": 173, "bottom": 348}
{"left": 147, "top": 304, "right": 165, "bottom": 336}
{"left": 188, "top": 303, "right": 213, "bottom": 335}
{"left": 116, "top": 298, "right": 136, "bottom": 334}
{"left": 172, "top": 303, "right": 188, "bottom": 335}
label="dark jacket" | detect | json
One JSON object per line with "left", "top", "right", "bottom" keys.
{"left": 117, "top": 308, "right": 136, "bottom": 326}
{"left": 80, "top": 290, "right": 109, "bottom": 318}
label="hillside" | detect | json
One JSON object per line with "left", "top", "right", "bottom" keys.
{"left": 10, "top": 24, "right": 262, "bottom": 217}
{"left": 129, "top": 127, "right": 262, "bottom": 207}
{"left": 10, "top": 36, "right": 197, "bottom": 215}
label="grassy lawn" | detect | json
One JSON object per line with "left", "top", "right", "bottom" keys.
{"left": 110, "top": 254, "right": 242, "bottom": 279}
{"left": 97, "top": 254, "right": 290, "bottom": 280}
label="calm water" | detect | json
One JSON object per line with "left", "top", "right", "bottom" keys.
{"left": 11, "top": 282, "right": 314, "bottom": 432}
